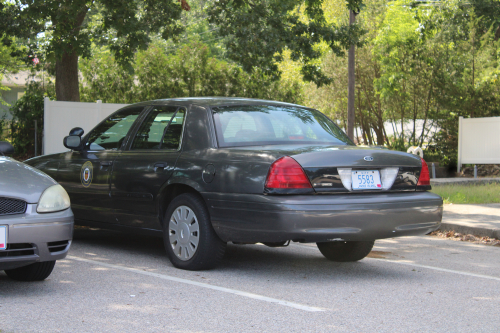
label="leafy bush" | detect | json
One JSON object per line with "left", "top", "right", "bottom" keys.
{"left": 79, "top": 48, "right": 136, "bottom": 103}
{"left": 0, "top": 116, "right": 8, "bottom": 141}
{"left": 9, "top": 81, "right": 55, "bottom": 158}
{"left": 80, "top": 41, "right": 303, "bottom": 105}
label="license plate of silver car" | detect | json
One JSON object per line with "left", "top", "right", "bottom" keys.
{"left": 0, "top": 225, "right": 7, "bottom": 250}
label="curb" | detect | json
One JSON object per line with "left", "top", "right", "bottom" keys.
{"left": 439, "top": 223, "right": 500, "bottom": 239}
{"left": 431, "top": 178, "right": 500, "bottom": 186}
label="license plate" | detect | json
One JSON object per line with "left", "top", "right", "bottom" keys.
{"left": 0, "top": 225, "right": 6, "bottom": 250}
{"left": 352, "top": 170, "right": 382, "bottom": 190}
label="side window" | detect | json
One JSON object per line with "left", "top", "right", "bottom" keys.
{"left": 85, "top": 106, "right": 144, "bottom": 151}
{"left": 162, "top": 108, "right": 186, "bottom": 150}
{"left": 131, "top": 106, "right": 185, "bottom": 149}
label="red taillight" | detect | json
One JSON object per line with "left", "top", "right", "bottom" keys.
{"left": 265, "top": 156, "right": 312, "bottom": 189}
{"left": 417, "top": 158, "right": 431, "bottom": 186}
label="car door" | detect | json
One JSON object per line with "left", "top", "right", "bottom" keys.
{"left": 110, "top": 105, "right": 187, "bottom": 229}
{"left": 57, "top": 106, "right": 147, "bottom": 223}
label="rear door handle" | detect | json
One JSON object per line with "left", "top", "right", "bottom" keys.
{"left": 100, "top": 161, "right": 113, "bottom": 167}
{"left": 154, "top": 162, "right": 168, "bottom": 170}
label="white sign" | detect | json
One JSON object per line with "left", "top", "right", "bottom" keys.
{"left": 458, "top": 116, "right": 500, "bottom": 172}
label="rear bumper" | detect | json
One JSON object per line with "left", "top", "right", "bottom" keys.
{"left": 203, "top": 192, "right": 443, "bottom": 243}
{"left": 0, "top": 205, "right": 74, "bottom": 270}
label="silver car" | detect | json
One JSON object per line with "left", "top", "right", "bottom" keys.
{"left": 0, "top": 142, "right": 74, "bottom": 281}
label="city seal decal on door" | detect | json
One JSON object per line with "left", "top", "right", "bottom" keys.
{"left": 81, "top": 161, "right": 94, "bottom": 187}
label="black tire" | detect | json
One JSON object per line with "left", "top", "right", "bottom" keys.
{"left": 4, "top": 261, "right": 56, "bottom": 281}
{"left": 316, "top": 241, "right": 375, "bottom": 262}
{"left": 163, "top": 193, "right": 226, "bottom": 270}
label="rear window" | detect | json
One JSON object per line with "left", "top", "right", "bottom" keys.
{"left": 212, "top": 105, "right": 353, "bottom": 147}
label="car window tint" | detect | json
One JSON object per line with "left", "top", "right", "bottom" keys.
{"left": 212, "top": 105, "right": 353, "bottom": 147}
{"left": 85, "top": 107, "right": 144, "bottom": 151}
{"left": 131, "top": 106, "right": 179, "bottom": 150}
{"left": 223, "top": 113, "right": 257, "bottom": 139}
{"left": 162, "top": 108, "right": 186, "bottom": 150}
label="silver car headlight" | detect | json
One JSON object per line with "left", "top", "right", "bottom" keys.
{"left": 37, "top": 185, "right": 71, "bottom": 213}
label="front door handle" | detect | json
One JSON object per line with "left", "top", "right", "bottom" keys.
{"left": 100, "top": 161, "right": 113, "bottom": 166}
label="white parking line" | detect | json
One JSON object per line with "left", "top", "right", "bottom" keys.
{"left": 297, "top": 244, "right": 500, "bottom": 282}
{"left": 372, "top": 259, "right": 500, "bottom": 282}
{"left": 67, "top": 255, "right": 325, "bottom": 312}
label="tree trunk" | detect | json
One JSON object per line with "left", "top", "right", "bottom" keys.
{"left": 55, "top": 51, "right": 80, "bottom": 101}
{"left": 53, "top": 6, "right": 88, "bottom": 102}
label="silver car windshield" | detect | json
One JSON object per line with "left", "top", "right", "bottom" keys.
{"left": 212, "top": 105, "right": 353, "bottom": 148}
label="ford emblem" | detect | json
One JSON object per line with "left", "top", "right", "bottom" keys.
{"left": 364, "top": 156, "right": 373, "bottom": 161}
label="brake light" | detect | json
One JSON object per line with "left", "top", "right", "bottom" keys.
{"left": 417, "top": 158, "right": 431, "bottom": 186}
{"left": 265, "top": 156, "right": 312, "bottom": 189}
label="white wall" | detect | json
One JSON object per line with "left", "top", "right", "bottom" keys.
{"left": 458, "top": 116, "right": 500, "bottom": 172}
{"left": 43, "top": 98, "right": 129, "bottom": 155}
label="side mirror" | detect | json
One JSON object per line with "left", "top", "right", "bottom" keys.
{"left": 63, "top": 136, "right": 82, "bottom": 150}
{"left": 0, "top": 141, "right": 14, "bottom": 156}
{"left": 69, "top": 127, "right": 84, "bottom": 137}
{"left": 64, "top": 127, "right": 84, "bottom": 150}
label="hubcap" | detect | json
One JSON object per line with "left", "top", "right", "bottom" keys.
{"left": 168, "top": 205, "right": 200, "bottom": 261}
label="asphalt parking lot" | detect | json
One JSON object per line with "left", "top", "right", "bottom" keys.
{"left": 1, "top": 228, "right": 499, "bottom": 333}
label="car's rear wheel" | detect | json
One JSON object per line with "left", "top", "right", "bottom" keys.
{"left": 163, "top": 193, "right": 226, "bottom": 270}
{"left": 4, "top": 261, "right": 56, "bottom": 281}
{"left": 316, "top": 241, "right": 374, "bottom": 262}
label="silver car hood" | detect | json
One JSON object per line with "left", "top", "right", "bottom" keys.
{"left": 0, "top": 157, "right": 57, "bottom": 203}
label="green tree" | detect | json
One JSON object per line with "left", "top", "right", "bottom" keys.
{"left": 0, "top": 1, "right": 29, "bottom": 106}
{"left": 0, "top": 36, "right": 24, "bottom": 105}
{"left": 79, "top": 48, "right": 136, "bottom": 103}
{"left": 81, "top": 41, "right": 302, "bottom": 104}
{"left": 373, "top": 0, "right": 439, "bottom": 149}
{"left": 302, "top": 0, "right": 500, "bottom": 167}
{"left": 469, "top": 0, "right": 500, "bottom": 40}
{"left": 8, "top": 0, "right": 191, "bottom": 102}
{"left": 421, "top": 1, "right": 500, "bottom": 168}
{"left": 207, "top": 0, "right": 365, "bottom": 86}
{"left": 303, "top": 0, "right": 389, "bottom": 145}
{"left": 164, "top": 0, "right": 227, "bottom": 60}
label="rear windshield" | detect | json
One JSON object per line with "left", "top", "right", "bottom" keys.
{"left": 212, "top": 105, "right": 353, "bottom": 147}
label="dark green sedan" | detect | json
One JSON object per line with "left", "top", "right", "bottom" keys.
{"left": 26, "top": 98, "right": 442, "bottom": 270}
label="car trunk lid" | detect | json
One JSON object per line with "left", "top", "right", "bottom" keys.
{"left": 290, "top": 146, "right": 422, "bottom": 193}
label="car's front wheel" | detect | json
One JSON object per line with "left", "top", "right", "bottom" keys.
{"left": 163, "top": 193, "right": 226, "bottom": 270}
{"left": 316, "top": 241, "right": 374, "bottom": 262}
{"left": 4, "top": 261, "right": 56, "bottom": 281}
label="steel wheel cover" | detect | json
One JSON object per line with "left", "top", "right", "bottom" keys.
{"left": 168, "top": 205, "right": 200, "bottom": 261}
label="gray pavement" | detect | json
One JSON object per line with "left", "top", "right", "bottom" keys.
{"left": 442, "top": 203, "right": 500, "bottom": 239}
{"left": 1, "top": 179, "right": 499, "bottom": 331}
{"left": 429, "top": 177, "right": 500, "bottom": 238}
{"left": 1, "top": 229, "right": 500, "bottom": 332}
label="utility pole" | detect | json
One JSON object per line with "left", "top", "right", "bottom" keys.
{"left": 347, "top": 9, "right": 359, "bottom": 141}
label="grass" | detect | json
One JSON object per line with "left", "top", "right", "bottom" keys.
{"left": 431, "top": 183, "right": 500, "bottom": 204}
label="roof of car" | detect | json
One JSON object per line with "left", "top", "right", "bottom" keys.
{"left": 131, "top": 97, "right": 304, "bottom": 108}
